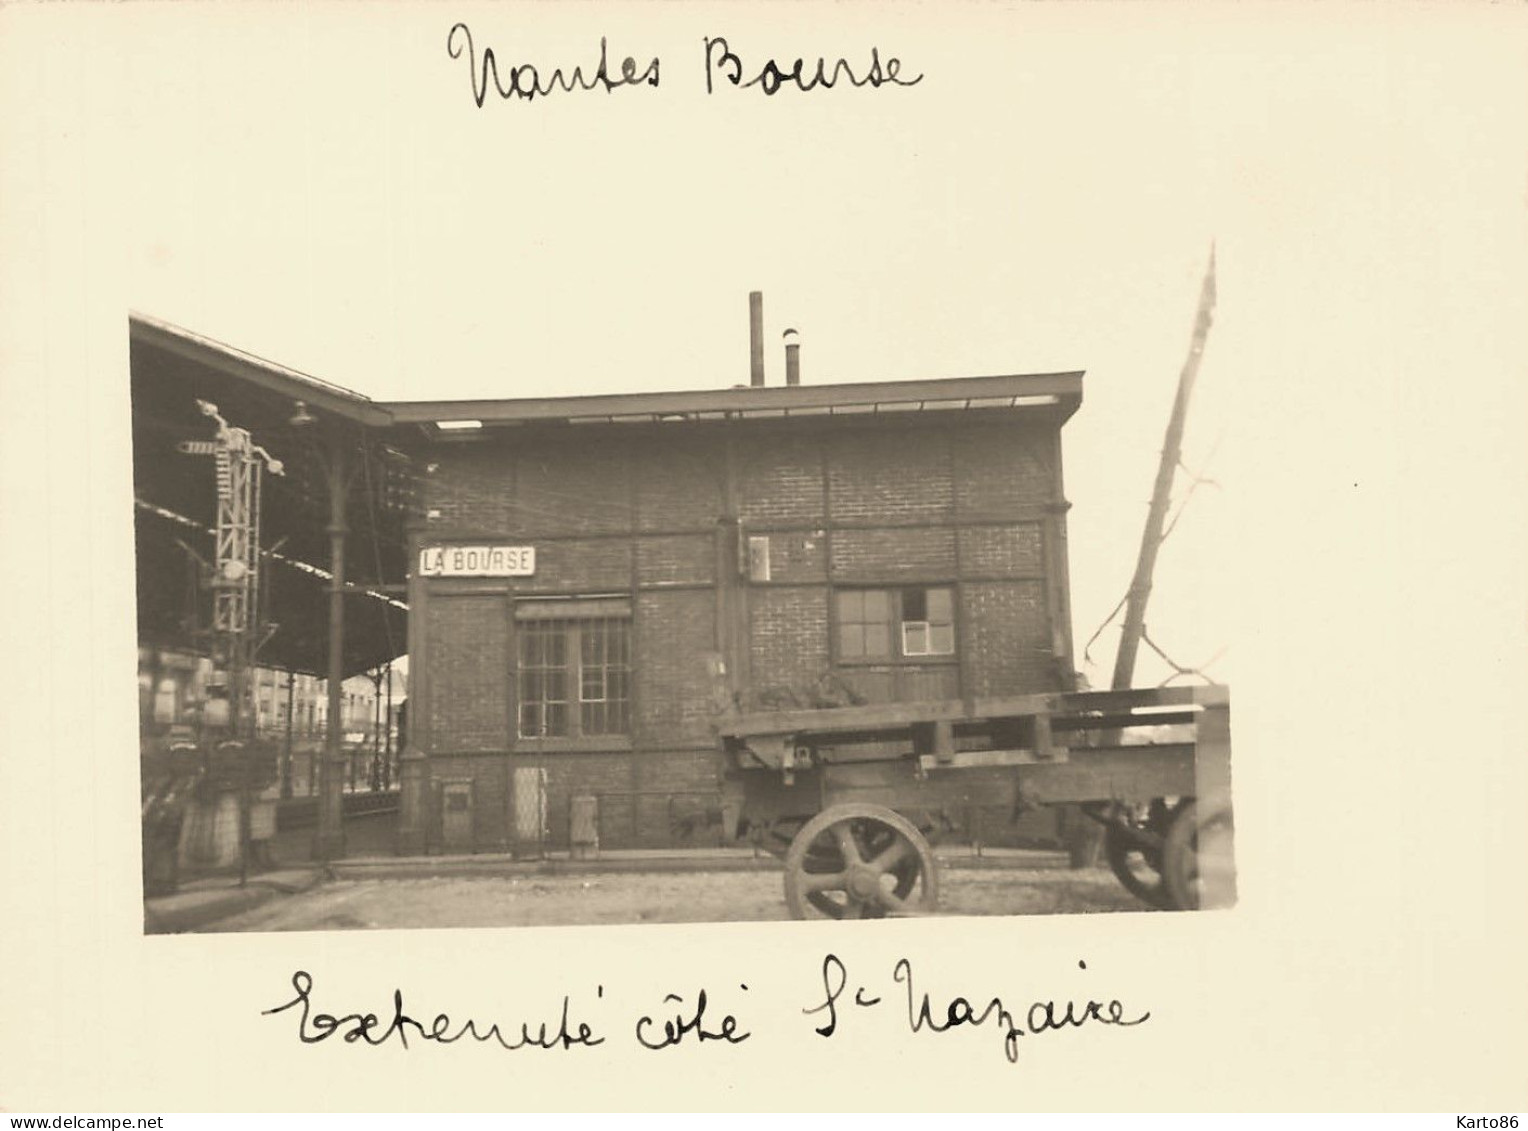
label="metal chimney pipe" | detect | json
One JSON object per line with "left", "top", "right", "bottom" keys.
{"left": 748, "top": 292, "right": 765, "bottom": 387}
{"left": 783, "top": 328, "right": 801, "bottom": 387}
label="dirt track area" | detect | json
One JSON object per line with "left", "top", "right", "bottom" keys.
{"left": 207, "top": 863, "right": 1147, "bottom": 932}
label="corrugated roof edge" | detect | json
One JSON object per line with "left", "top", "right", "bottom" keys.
{"left": 384, "top": 371, "right": 1084, "bottom": 427}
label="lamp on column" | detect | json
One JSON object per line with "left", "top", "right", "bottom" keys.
{"left": 286, "top": 397, "right": 350, "bottom": 861}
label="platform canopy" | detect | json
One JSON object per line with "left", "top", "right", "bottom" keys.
{"left": 130, "top": 314, "right": 411, "bottom": 679}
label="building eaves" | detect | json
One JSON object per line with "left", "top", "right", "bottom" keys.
{"left": 384, "top": 371, "right": 1084, "bottom": 432}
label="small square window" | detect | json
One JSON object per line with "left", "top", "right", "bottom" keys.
{"left": 836, "top": 586, "right": 956, "bottom": 662}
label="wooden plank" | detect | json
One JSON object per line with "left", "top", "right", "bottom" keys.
{"left": 1192, "top": 683, "right": 1231, "bottom": 708}
{"left": 1033, "top": 711, "right": 1055, "bottom": 759}
{"left": 823, "top": 760, "right": 923, "bottom": 790}
{"left": 1050, "top": 709, "right": 1199, "bottom": 731}
{"left": 818, "top": 741, "right": 916, "bottom": 765}
{"left": 720, "top": 698, "right": 970, "bottom": 738}
{"left": 993, "top": 686, "right": 1200, "bottom": 713}
{"left": 917, "top": 746, "right": 1068, "bottom": 770}
{"left": 729, "top": 766, "right": 825, "bottom": 824}
{"left": 1014, "top": 744, "right": 1197, "bottom": 806}
{"left": 824, "top": 764, "right": 1021, "bottom": 813}
{"left": 739, "top": 744, "right": 1212, "bottom": 826}
{"left": 721, "top": 685, "right": 1224, "bottom": 741}
{"left": 1192, "top": 700, "right": 1234, "bottom": 812}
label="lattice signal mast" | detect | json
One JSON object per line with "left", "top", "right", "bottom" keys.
{"left": 177, "top": 399, "right": 284, "bottom": 649}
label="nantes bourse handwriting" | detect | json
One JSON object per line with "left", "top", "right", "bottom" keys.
{"left": 264, "top": 959, "right": 1149, "bottom": 1064}
{"left": 446, "top": 23, "right": 922, "bottom": 107}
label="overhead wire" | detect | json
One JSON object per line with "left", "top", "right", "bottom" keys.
{"left": 1142, "top": 630, "right": 1226, "bottom": 688}
{"left": 1081, "top": 434, "right": 1225, "bottom": 678}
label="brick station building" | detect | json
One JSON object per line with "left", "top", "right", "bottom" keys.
{"left": 390, "top": 369, "right": 1084, "bottom": 854}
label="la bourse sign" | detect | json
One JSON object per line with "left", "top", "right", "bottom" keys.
{"left": 418, "top": 545, "right": 536, "bottom": 578}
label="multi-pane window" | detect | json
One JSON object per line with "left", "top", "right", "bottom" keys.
{"left": 518, "top": 620, "right": 569, "bottom": 738}
{"left": 517, "top": 599, "right": 631, "bottom": 739}
{"left": 837, "top": 589, "right": 893, "bottom": 659}
{"left": 835, "top": 586, "right": 955, "bottom": 662}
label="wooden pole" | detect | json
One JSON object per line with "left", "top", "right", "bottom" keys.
{"left": 1111, "top": 246, "right": 1217, "bottom": 692}
{"left": 1067, "top": 246, "right": 1217, "bottom": 869}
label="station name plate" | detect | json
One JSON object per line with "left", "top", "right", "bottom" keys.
{"left": 419, "top": 545, "right": 535, "bottom": 577}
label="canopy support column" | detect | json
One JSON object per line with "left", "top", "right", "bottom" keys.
{"left": 314, "top": 440, "right": 349, "bottom": 861}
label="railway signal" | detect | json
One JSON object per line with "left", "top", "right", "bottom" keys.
{"left": 178, "top": 401, "right": 285, "bottom": 885}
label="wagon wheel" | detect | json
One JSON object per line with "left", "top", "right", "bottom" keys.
{"left": 1103, "top": 798, "right": 1175, "bottom": 909}
{"left": 764, "top": 817, "right": 848, "bottom": 914}
{"left": 793, "top": 819, "right": 925, "bottom": 917}
{"left": 783, "top": 803, "right": 938, "bottom": 920}
{"left": 1161, "top": 800, "right": 1237, "bottom": 911}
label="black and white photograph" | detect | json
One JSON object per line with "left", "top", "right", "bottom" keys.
{"left": 3, "top": 0, "right": 1526, "bottom": 1115}
{"left": 129, "top": 277, "right": 1231, "bottom": 932}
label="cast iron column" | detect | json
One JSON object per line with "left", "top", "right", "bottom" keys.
{"left": 281, "top": 668, "right": 295, "bottom": 799}
{"left": 314, "top": 440, "right": 349, "bottom": 860}
{"left": 383, "top": 659, "right": 393, "bottom": 790}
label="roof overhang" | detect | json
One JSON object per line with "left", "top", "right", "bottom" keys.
{"left": 130, "top": 313, "right": 391, "bottom": 428}
{"left": 386, "top": 371, "right": 1083, "bottom": 437}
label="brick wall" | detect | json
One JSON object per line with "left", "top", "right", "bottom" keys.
{"left": 411, "top": 413, "right": 1071, "bottom": 851}
{"left": 638, "top": 440, "right": 724, "bottom": 530}
{"left": 425, "top": 446, "right": 516, "bottom": 531}
{"left": 961, "top": 580, "right": 1056, "bottom": 695}
{"left": 755, "top": 529, "right": 827, "bottom": 583}
{"left": 517, "top": 444, "right": 632, "bottom": 535}
{"left": 635, "top": 589, "right": 717, "bottom": 744}
{"left": 519, "top": 750, "right": 638, "bottom": 847}
{"left": 953, "top": 424, "right": 1057, "bottom": 515}
{"left": 958, "top": 523, "right": 1045, "bottom": 576}
{"left": 637, "top": 533, "right": 715, "bottom": 586}
{"left": 530, "top": 538, "right": 632, "bottom": 590}
{"left": 739, "top": 435, "right": 824, "bottom": 524}
{"left": 829, "top": 430, "right": 953, "bottom": 522}
{"left": 749, "top": 587, "right": 830, "bottom": 692}
{"left": 830, "top": 527, "right": 957, "bottom": 581}
{"left": 511, "top": 748, "right": 721, "bottom": 849}
{"left": 427, "top": 754, "right": 511, "bottom": 848}
{"left": 424, "top": 595, "right": 508, "bottom": 752}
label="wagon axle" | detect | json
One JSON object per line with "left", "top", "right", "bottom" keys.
{"left": 783, "top": 804, "right": 938, "bottom": 919}
{"left": 722, "top": 685, "right": 1235, "bottom": 919}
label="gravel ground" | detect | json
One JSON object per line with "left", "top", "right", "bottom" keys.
{"left": 207, "top": 864, "right": 1147, "bottom": 932}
